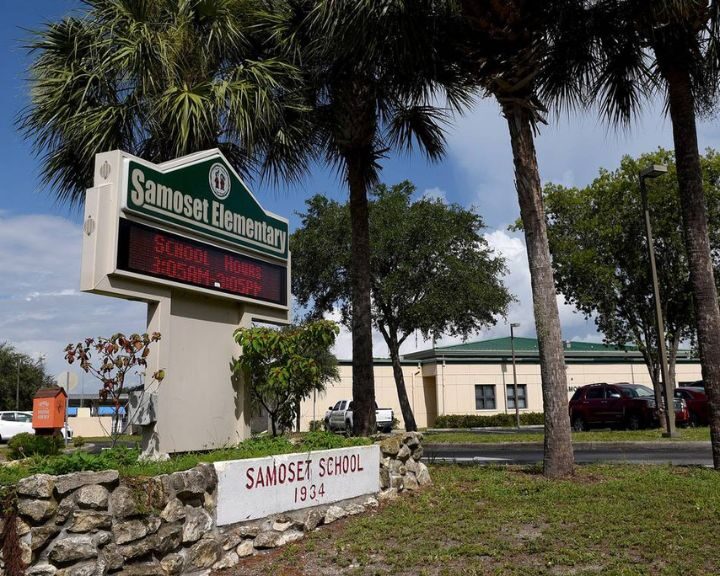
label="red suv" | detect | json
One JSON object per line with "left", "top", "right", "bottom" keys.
{"left": 674, "top": 387, "right": 709, "bottom": 427}
{"left": 569, "top": 383, "right": 659, "bottom": 431}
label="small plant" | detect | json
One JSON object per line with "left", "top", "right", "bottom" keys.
{"left": 72, "top": 436, "right": 87, "bottom": 448}
{"left": 309, "top": 419, "right": 325, "bottom": 432}
{"left": 7, "top": 433, "right": 63, "bottom": 460}
{"left": 435, "top": 412, "right": 545, "bottom": 428}
{"left": 65, "top": 332, "right": 164, "bottom": 445}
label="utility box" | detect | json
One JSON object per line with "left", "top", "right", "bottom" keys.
{"left": 32, "top": 388, "right": 67, "bottom": 432}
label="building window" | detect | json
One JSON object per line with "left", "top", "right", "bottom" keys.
{"left": 475, "top": 385, "right": 496, "bottom": 410}
{"left": 506, "top": 384, "right": 527, "bottom": 409}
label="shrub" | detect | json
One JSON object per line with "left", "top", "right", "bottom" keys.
{"left": 309, "top": 419, "right": 325, "bottom": 432}
{"left": 72, "top": 436, "right": 87, "bottom": 448}
{"left": 7, "top": 433, "right": 63, "bottom": 460}
{"left": 434, "top": 412, "right": 545, "bottom": 428}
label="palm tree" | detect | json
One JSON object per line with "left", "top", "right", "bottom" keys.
{"left": 265, "top": 0, "right": 473, "bottom": 435}
{"left": 458, "top": 0, "right": 590, "bottom": 478}
{"left": 586, "top": 0, "right": 720, "bottom": 468}
{"left": 20, "top": 0, "right": 309, "bottom": 204}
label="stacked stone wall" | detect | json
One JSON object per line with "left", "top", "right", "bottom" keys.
{"left": 0, "top": 432, "right": 429, "bottom": 575}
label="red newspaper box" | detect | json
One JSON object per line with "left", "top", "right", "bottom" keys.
{"left": 32, "top": 387, "right": 67, "bottom": 433}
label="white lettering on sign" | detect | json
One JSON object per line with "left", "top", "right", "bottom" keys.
{"left": 214, "top": 445, "right": 380, "bottom": 525}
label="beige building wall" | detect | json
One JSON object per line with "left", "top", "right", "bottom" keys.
{"left": 298, "top": 359, "right": 702, "bottom": 430}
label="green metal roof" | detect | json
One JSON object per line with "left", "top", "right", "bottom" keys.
{"left": 403, "top": 336, "right": 695, "bottom": 363}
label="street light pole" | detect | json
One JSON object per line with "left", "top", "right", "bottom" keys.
{"left": 639, "top": 164, "right": 677, "bottom": 438}
{"left": 510, "top": 323, "right": 521, "bottom": 428}
{"left": 16, "top": 358, "right": 20, "bottom": 410}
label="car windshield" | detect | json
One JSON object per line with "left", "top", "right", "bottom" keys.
{"left": 621, "top": 385, "right": 654, "bottom": 398}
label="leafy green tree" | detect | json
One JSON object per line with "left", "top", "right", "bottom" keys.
{"left": 20, "top": 0, "right": 308, "bottom": 204}
{"left": 291, "top": 182, "right": 513, "bottom": 431}
{"left": 457, "top": 0, "right": 592, "bottom": 477}
{"left": 0, "top": 344, "right": 54, "bottom": 411}
{"left": 585, "top": 0, "right": 720, "bottom": 467}
{"left": 263, "top": 0, "right": 472, "bottom": 436}
{"left": 233, "top": 320, "right": 340, "bottom": 436}
{"left": 543, "top": 149, "right": 720, "bottom": 408}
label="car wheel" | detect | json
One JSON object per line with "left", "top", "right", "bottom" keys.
{"left": 626, "top": 413, "right": 641, "bottom": 431}
{"left": 572, "top": 416, "right": 587, "bottom": 432}
{"left": 345, "top": 420, "right": 353, "bottom": 437}
{"left": 689, "top": 412, "right": 700, "bottom": 428}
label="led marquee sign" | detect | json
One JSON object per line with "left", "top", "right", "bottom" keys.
{"left": 117, "top": 219, "right": 287, "bottom": 306}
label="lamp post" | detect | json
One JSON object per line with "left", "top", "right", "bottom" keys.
{"left": 510, "top": 322, "right": 521, "bottom": 428}
{"left": 639, "top": 164, "right": 677, "bottom": 438}
{"left": 16, "top": 358, "right": 20, "bottom": 410}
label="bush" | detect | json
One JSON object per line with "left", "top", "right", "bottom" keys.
{"left": 72, "top": 436, "right": 87, "bottom": 448}
{"left": 434, "top": 412, "right": 545, "bottom": 428}
{"left": 308, "top": 419, "right": 325, "bottom": 432}
{"left": 8, "top": 433, "right": 64, "bottom": 460}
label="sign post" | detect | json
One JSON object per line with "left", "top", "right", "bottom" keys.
{"left": 81, "top": 150, "right": 290, "bottom": 457}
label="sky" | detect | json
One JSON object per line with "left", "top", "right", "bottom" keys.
{"left": 1, "top": 1, "right": 719, "bottom": 387}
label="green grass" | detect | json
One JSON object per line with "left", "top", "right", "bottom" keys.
{"left": 0, "top": 431, "right": 370, "bottom": 485}
{"left": 257, "top": 464, "right": 720, "bottom": 575}
{"left": 426, "top": 427, "right": 712, "bottom": 444}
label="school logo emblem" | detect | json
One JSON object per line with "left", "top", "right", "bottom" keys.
{"left": 209, "top": 163, "right": 231, "bottom": 200}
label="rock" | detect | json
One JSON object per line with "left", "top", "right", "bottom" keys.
{"left": 279, "top": 530, "right": 303, "bottom": 545}
{"left": 303, "top": 509, "right": 324, "bottom": 532}
{"left": 164, "top": 465, "right": 215, "bottom": 502}
{"left": 272, "top": 519, "right": 293, "bottom": 532}
{"left": 55, "top": 470, "right": 119, "bottom": 496}
{"left": 214, "top": 551, "right": 239, "bottom": 569}
{"left": 56, "top": 495, "right": 76, "bottom": 524}
{"left": 403, "top": 474, "right": 420, "bottom": 491}
{"left": 93, "top": 530, "right": 113, "bottom": 546}
{"left": 75, "top": 484, "right": 110, "bottom": 510}
{"left": 160, "top": 553, "right": 184, "bottom": 575}
{"left": 397, "top": 444, "right": 412, "bottom": 462}
{"left": 345, "top": 503, "right": 366, "bottom": 515}
{"left": 412, "top": 445, "right": 424, "bottom": 461}
{"left": 110, "top": 485, "right": 143, "bottom": 518}
{"left": 363, "top": 496, "right": 379, "bottom": 508}
{"left": 68, "top": 510, "right": 112, "bottom": 533}
{"left": 324, "top": 506, "right": 347, "bottom": 524}
{"left": 101, "top": 543, "right": 125, "bottom": 571}
{"left": 112, "top": 517, "right": 160, "bottom": 545}
{"left": 56, "top": 561, "right": 97, "bottom": 576}
{"left": 389, "top": 459, "right": 406, "bottom": 475}
{"left": 17, "top": 498, "right": 57, "bottom": 523}
{"left": 416, "top": 462, "right": 432, "bottom": 486}
{"left": 405, "top": 457, "right": 420, "bottom": 475}
{"left": 182, "top": 506, "right": 213, "bottom": 543}
{"left": 186, "top": 539, "right": 222, "bottom": 570}
{"left": 390, "top": 473, "right": 404, "bottom": 490}
{"left": 377, "top": 488, "right": 399, "bottom": 502}
{"left": 402, "top": 432, "right": 421, "bottom": 449}
{"left": 17, "top": 474, "right": 55, "bottom": 499}
{"left": 48, "top": 535, "right": 97, "bottom": 563}
{"left": 116, "top": 561, "right": 164, "bottom": 576}
{"left": 31, "top": 524, "right": 61, "bottom": 551}
{"left": 379, "top": 467, "right": 390, "bottom": 490}
{"left": 160, "top": 498, "right": 185, "bottom": 523}
{"left": 221, "top": 527, "right": 243, "bottom": 550}
{"left": 379, "top": 436, "right": 402, "bottom": 457}
{"left": 118, "top": 534, "right": 157, "bottom": 561}
{"left": 26, "top": 563, "right": 57, "bottom": 576}
{"left": 16, "top": 517, "right": 31, "bottom": 536}
{"left": 236, "top": 539, "right": 254, "bottom": 557}
{"left": 154, "top": 522, "right": 182, "bottom": 554}
{"left": 253, "top": 531, "right": 284, "bottom": 549}
{"left": 21, "top": 540, "right": 32, "bottom": 566}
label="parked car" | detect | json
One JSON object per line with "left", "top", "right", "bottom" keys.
{"left": 324, "top": 400, "right": 394, "bottom": 434}
{"left": 674, "top": 387, "right": 709, "bottom": 427}
{"left": 0, "top": 411, "right": 73, "bottom": 442}
{"left": 569, "top": 383, "right": 659, "bottom": 431}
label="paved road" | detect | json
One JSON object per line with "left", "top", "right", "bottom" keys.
{"left": 425, "top": 442, "right": 714, "bottom": 466}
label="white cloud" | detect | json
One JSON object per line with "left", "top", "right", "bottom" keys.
{"left": 421, "top": 187, "right": 447, "bottom": 203}
{"left": 0, "top": 213, "right": 145, "bottom": 380}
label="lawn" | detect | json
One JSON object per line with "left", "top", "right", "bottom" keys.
{"left": 226, "top": 464, "right": 720, "bottom": 576}
{"left": 426, "top": 427, "right": 712, "bottom": 444}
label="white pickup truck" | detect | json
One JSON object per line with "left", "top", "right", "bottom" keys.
{"left": 324, "top": 400, "right": 394, "bottom": 434}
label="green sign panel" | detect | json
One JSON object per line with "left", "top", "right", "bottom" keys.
{"left": 123, "top": 155, "right": 288, "bottom": 260}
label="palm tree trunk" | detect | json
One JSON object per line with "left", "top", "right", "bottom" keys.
{"left": 346, "top": 157, "right": 377, "bottom": 436}
{"left": 388, "top": 338, "right": 418, "bottom": 432}
{"left": 502, "top": 101, "right": 574, "bottom": 478}
{"left": 662, "top": 63, "right": 720, "bottom": 468}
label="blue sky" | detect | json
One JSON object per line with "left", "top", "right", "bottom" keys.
{"left": 1, "top": 1, "right": 717, "bottom": 384}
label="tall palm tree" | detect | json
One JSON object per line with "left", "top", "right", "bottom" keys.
{"left": 458, "top": 0, "right": 590, "bottom": 478}
{"left": 587, "top": 0, "right": 720, "bottom": 468}
{"left": 20, "top": 0, "right": 309, "bottom": 204}
{"left": 265, "top": 0, "right": 473, "bottom": 435}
